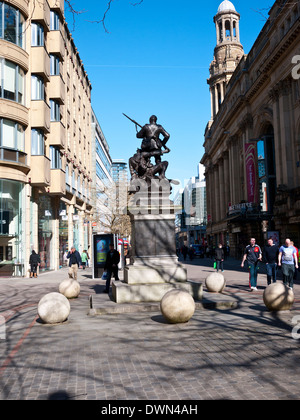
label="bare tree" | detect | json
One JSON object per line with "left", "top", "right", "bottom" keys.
{"left": 93, "top": 180, "right": 131, "bottom": 238}
{"left": 65, "top": 0, "right": 144, "bottom": 33}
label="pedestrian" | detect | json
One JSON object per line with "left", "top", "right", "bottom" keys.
{"left": 278, "top": 238, "right": 298, "bottom": 290}
{"left": 67, "top": 246, "right": 82, "bottom": 281}
{"left": 214, "top": 243, "right": 224, "bottom": 272}
{"left": 291, "top": 241, "right": 299, "bottom": 282}
{"left": 241, "top": 238, "right": 262, "bottom": 291}
{"left": 264, "top": 238, "right": 279, "bottom": 285}
{"left": 81, "top": 250, "right": 89, "bottom": 270}
{"left": 188, "top": 246, "right": 195, "bottom": 261}
{"left": 181, "top": 245, "right": 188, "bottom": 261}
{"left": 103, "top": 243, "right": 120, "bottom": 294}
{"left": 29, "top": 250, "right": 40, "bottom": 278}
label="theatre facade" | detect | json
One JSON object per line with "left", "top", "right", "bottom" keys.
{"left": 201, "top": 0, "right": 300, "bottom": 256}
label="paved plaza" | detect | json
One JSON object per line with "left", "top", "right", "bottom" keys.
{"left": 0, "top": 257, "right": 300, "bottom": 401}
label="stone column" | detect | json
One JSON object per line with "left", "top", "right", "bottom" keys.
{"left": 223, "top": 152, "right": 230, "bottom": 212}
{"left": 214, "top": 165, "right": 220, "bottom": 223}
{"left": 215, "top": 84, "right": 219, "bottom": 116}
{"left": 68, "top": 203, "right": 74, "bottom": 248}
{"left": 218, "top": 159, "right": 225, "bottom": 220}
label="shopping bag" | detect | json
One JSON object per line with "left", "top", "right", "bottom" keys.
{"left": 213, "top": 261, "right": 217, "bottom": 269}
{"left": 102, "top": 271, "right": 108, "bottom": 280}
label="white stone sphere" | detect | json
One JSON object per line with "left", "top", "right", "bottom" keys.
{"left": 205, "top": 272, "right": 226, "bottom": 293}
{"left": 38, "top": 292, "right": 71, "bottom": 324}
{"left": 263, "top": 282, "right": 294, "bottom": 312}
{"left": 160, "top": 289, "right": 195, "bottom": 324}
{"left": 59, "top": 279, "right": 80, "bottom": 299}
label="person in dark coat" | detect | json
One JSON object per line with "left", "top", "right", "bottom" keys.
{"left": 214, "top": 244, "right": 225, "bottom": 272}
{"left": 67, "top": 246, "right": 82, "bottom": 280}
{"left": 103, "top": 243, "right": 120, "bottom": 293}
{"left": 29, "top": 250, "right": 40, "bottom": 278}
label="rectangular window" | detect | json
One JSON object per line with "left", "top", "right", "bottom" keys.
{"left": 0, "top": 59, "right": 25, "bottom": 104}
{"left": 0, "top": 3, "right": 3, "bottom": 40}
{"left": 18, "top": 67, "right": 24, "bottom": 104}
{"left": 16, "top": 124, "right": 24, "bottom": 151}
{"left": 50, "top": 55, "right": 60, "bottom": 76}
{"left": 50, "top": 146, "right": 61, "bottom": 169}
{"left": 31, "top": 129, "right": 44, "bottom": 156}
{"left": 3, "top": 60, "right": 16, "bottom": 101}
{"left": 50, "top": 11, "right": 60, "bottom": 31}
{"left": 18, "top": 12, "right": 24, "bottom": 48}
{"left": 50, "top": 99, "right": 60, "bottom": 121}
{"left": 31, "top": 22, "right": 44, "bottom": 47}
{"left": 2, "top": 119, "right": 15, "bottom": 148}
{"left": 31, "top": 75, "right": 44, "bottom": 100}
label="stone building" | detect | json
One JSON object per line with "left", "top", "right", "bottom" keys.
{"left": 0, "top": 0, "right": 93, "bottom": 276}
{"left": 201, "top": 0, "right": 300, "bottom": 256}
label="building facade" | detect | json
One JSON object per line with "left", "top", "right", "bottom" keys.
{"left": 91, "top": 109, "right": 113, "bottom": 234}
{"left": 201, "top": 0, "right": 300, "bottom": 257}
{"left": 0, "top": 0, "right": 94, "bottom": 276}
{"left": 175, "top": 164, "right": 207, "bottom": 249}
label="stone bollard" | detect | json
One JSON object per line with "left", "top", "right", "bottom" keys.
{"left": 205, "top": 272, "right": 226, "bottom": 293}
{"left": 160, "top": 289, "right": 195, "bottom": 324}
{"left": 263, "top": 282, "right": 294, "bottom": 312}
{"left": 38, "top": 292, "right": 71, "bottom": 324}
{"left": 59, "top": 279, "right": 80, "bottom": 299}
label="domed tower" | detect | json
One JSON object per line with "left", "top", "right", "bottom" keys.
{"left": 208, "top": 0, "right": 244, "bottom": 121}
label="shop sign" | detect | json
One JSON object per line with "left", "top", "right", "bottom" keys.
{"left": 228, "top": 202, "right": 255, "bottom": 216}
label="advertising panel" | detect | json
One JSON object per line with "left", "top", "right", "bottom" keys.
{"left": 92, "top": 234, "right": 114, "bottom": 279}
{"left": 245, "top": 142, "right": 258, "bottom": 204}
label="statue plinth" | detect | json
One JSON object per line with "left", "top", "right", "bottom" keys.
{"left": 112, "top": 189, "right": 203, "bottom": 304}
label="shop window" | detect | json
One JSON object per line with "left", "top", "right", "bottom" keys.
{"left": 0, "top": 179, "right": 25, "bottom": 276}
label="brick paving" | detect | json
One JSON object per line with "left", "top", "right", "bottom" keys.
{"left": 0, "top": 257, "right": 300, "bottom": 400}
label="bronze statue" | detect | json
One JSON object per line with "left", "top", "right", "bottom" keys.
{"left": 129, "top": 148, "right": 169, "bottom": 186}
{"left": 136, "top": 115, "right": 171, "bottom": 159}
{"left": 125, "top": 114, "right": 171, "bottom": 185}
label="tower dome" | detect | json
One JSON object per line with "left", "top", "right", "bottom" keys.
{"left": 208, "top": 0, "right": 244, "bottom": 121}
{"left": 218, "top": 0, "right": 236, "bottom": 13}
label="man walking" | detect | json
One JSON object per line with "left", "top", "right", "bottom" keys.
{"left": 264, "top": 238, "right": 279, "bottom": 285}
{"left": 214, "top": 243, "right": 224, "bottom": 272}
{"left": 241, "top": 238, "right": 262, "bottom": 291}
{"left": 103, "top": 243, "right": 120, "bottom": 294}
{"left": 67, "top": 246, "right": 82, "bottom": 281}
{"left": 278, "top": 238, "right": 298, "bottom": 291}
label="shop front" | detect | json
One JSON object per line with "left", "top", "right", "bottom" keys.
{"left": 59, "top": 201, "right": 68, "bottom": 267}
{"left": 0, "top": 179, "right": 25, "bottom": 276}
{"left": 38, "top": 194, "right": 54, "bottom": 272}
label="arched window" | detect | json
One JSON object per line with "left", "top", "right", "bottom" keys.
{"left": 225, "top": 21, "right": 231, "bottom": 39}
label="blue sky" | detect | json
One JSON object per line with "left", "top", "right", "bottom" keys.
{"left": 65, "top": 0, "right": 271, "bottom": 185}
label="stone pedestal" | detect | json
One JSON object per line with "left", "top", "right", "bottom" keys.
{"left": 112, "top": 189, "right": 203, "bottom": 303}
